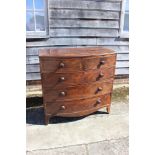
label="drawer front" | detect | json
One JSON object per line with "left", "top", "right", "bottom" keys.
{"left": 45, "top": 94, "right": 111, "bottom": 116}
{"left": 43, "top": 79, "right": 113, "bottom": 102}
{"left": 83, "top": 54, "right": 116, "bottom": 70}
{"left": 41, "top": 72, "right": 84, "bottom": 88}
{"left": 40, "top": 58, "right": 82, "bottom": 73}
{"left": 41, "top": 67, "right": 115, "bottom": 88}
{"left": 84, "top": 66, "right": 115, "bottom": 83}
{"left": 40, "top": 54, "right": 116, "bottom": 73}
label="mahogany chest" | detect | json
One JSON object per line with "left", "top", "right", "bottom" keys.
{"left": 39, "top": 47, "right": 117, "bottom": 125}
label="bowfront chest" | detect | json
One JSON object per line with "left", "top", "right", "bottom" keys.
{"left": 39, "top": 47, "right": 117, "bottom": 125}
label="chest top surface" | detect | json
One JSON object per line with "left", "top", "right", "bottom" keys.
{"left": 39, "top": 47, "right": 116, "bottom": 58}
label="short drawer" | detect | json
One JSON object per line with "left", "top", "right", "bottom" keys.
{"left": 40, "top": 58, "right": 82, "bottom": 73}
{"left": 45, "top": 94, "right": 111, "bottom": 116}
{"left": 43, "top": 79, "right": 113, "bottom": 102}
{"left": 84, "top": 66, "right": 115, "bottom": 83}
{"left": 41, "top": 66, "right": 115, "bottom": 88}
{"left": 83, "top": 54, "right": 116, "bottom": 70}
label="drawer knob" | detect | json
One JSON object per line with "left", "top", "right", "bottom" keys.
{"left": 100, "top": 60, "right": 105, "bottom": 65}
{"left": 98, "top": 87, "right": 103, "bottom": 91}
{"left": 60, "top": 77, "right": 65, "bottom": 81}
{"left": 99, "top": 72, "right": 104, "bottom": 77}
{"left": 61, "top": 105, "right": 66, "bottom": 110}
{"left": 96, "top": 98, "right": 101, "bottom": 104}
{"left": 60, "top": 91, "right": 66, "bottom": 96}
{"left": 59, "top": 62, "right": 65, "bottom": 68}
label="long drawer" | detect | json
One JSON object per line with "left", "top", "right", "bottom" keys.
{"left": 43, "top": 79, "right": 113, "bottom": 102}
{"left": 45, "top": 94, "right": 111, "bottom": 117}
{"left": 40, "top": 54, "right": 116, "bottom": 73}
{"left": 41, "top": 66, "right": 115, "bottom": 88}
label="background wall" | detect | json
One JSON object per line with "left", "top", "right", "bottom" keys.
{"left": 26, "top": 0, "right": 129, "bottom": 81}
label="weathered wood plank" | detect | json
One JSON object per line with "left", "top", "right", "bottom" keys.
{"left": 26, "top": 48, "right": 40, "bottom": 56}
{"left": 27, "top": 38, "right": 97, "bottom": 47}
{"left": 50, "top": 29, "right": 118, "bottom": 37}
{"left": 26, "top": 37, "right": 129, "bottom": 47}
{"left": 117, "top": 54, "right": 129, "bottom": 61}
{"left": 116, "top": 61, "right": 129, "bottom": 68}
{"left": 26, "top": 56, "right": 39, "bottom": 64}
{"left": 50, "top": 10, "right": 119, "bottom": 19}
{"left": 97, "top": 38, "right": 129, "bottom": 45}
{"left": 26, "top": 73, "right": 41, "bottom": 80}
{"left": 49, "top": 0, "right": 121, "bottom": 11}
{"left": 50, "top": 19, "right": 119, "bottom": 29}
{"left": 115, "top": 68, "right": 129, "bottom": 75}
{"left": 26, "top": 64, "right": 40, "bottom": 73}
{"left": 114, "top": 50, "right": 128, "bottom": 54}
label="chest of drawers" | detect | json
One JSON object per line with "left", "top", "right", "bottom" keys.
{"left": 39, "top": 47, "right": 116, "bottom": 125}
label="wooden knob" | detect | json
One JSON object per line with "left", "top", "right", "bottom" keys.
{"left": 60, "top": 77, "right": 65, "bottom": 81}
{"left": 98, "top": 87, "right": 103, "bottom": 91}
{"left": 59, "top": 62, "right": 65, "bottom": 68}
{"left": 100, "top": 60, "right": 105, "bottom": 65}
{"left": 96, "top": 98, "right": 101, "bottom": 104}
{"left": 61, "top": 105, "right": 66, "bottom": 110}
{"left": 60, "top": 91, "right": 66, "bottom": 96}
{"left": 99, "top": 72, "right": 104, "bottom": 77}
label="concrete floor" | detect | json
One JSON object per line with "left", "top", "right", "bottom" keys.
{"left": 26, "top": 101, "right": 128, "bottom": 155}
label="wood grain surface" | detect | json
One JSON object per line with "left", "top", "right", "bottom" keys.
{"left": 39, "top": 47, "right": 116, "bottom": 124}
